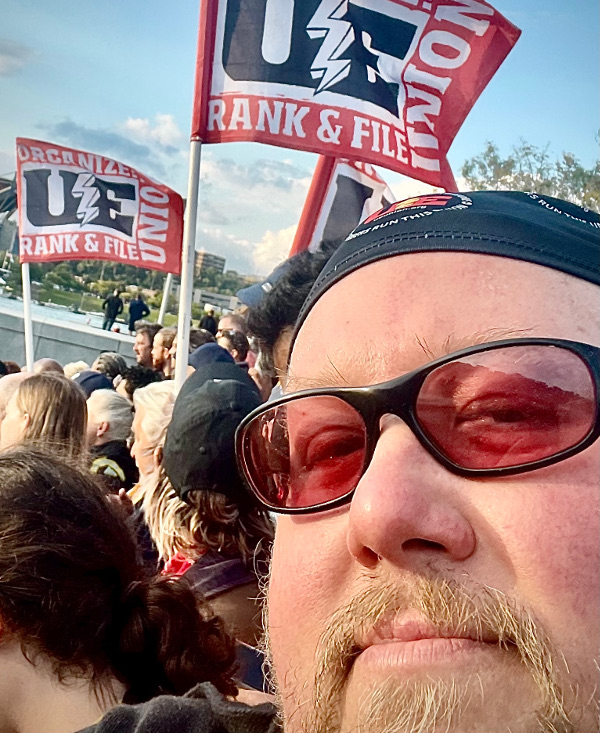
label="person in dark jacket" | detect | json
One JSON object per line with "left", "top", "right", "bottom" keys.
{"left": 128, "top": 293, "right": 151, "bottom": 335}
{"left": 86, "top": 388, "right": 139, "bottom": 491}
{"left": 102, "top": 289, "right": 124, "bottom": 331}
{"left": 199, "top": 309, "right": 218, "bottom": 335}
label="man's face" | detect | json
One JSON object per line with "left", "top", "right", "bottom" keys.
{"left": 133, "top": 332, "right": 152, "bottom": 367}
{"left": 217, "top": 315, "right": 235, "bottom": 334}
{"left": 268, "top": 252, "right": 600, "bottom": 733}
{"left": 151, "top": 334, "right": 168, "bottom": 371}
{"left": 130, "top": 406, "right": 155, "bottom": 478}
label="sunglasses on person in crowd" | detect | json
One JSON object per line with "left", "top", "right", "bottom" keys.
{"left": 235, "top": 339, "right": 600, "bottom": 514}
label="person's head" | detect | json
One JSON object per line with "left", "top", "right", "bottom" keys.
{"left": 144, "top": 364, "right": 274, "bottom": 566}
{"left": 134, "top": 322, "right": 162, "bottom": 368}
{"left": 1, "top": 373, "right": 87, "bottom": 460}
{"left": 168, "top": 328, "right": 215, "bottom": 371}
{"left": 217, "top": 312, "right": 247, "bottom": 336}
{"left": 86, "top": 389, "right": 134, "bottom": 448}
{"left": 32, "top": 357, "right": 64, "bottom": 375}
{"left": 0, "top": 448, "right": 235, "bottom": 707}
{"left": 247, "top": 244, "right": 339, "bottom": 384}
{"left": 217, "top": 329, "right": 250, "bottom": 363}
{"left": 3, "top": 361, "right": 22, "bottom": 375}
{"left": 0, "top": 372, "right": 30, "bottom": 442}
{"left": 63, "top": 360, "right": 90, "bottom": 379}
{"left": 151, "top": 327, "right": 177, "bottom": 373}
{"left": 115, "top": 365, "right": 163, "bottom": 403}
{"left": 131, "top": 380, "right": 177, "bottom": 479}
{"left": 236, "top": 192, "right": 600, "bottom": 733}
{"left": 72, "top": 369, "right": 114, "bottom": 398}
{"left": 91, "top": 352, "right": 128, "bottom": 381}
{"left": 113, "top": 288, "right": 120, "bottom": 296}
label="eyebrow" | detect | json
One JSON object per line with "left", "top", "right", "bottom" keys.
{"left": 286, "top": 327, "right": 534, "bottom": 393}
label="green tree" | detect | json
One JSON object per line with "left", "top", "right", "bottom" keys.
{"left": 462, "top": 140, "right": 600, "bottom": 212}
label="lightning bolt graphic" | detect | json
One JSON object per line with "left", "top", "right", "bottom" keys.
{"left": 307, "top": 0, "right": 354, "bottom": 94}
{"left": 72, "top": 172, "right": 100, "bottom": 227}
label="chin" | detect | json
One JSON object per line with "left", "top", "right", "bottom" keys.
{"left": 295, "top": 655, "right": 589, "bottom": 733}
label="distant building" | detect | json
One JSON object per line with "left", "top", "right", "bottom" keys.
{"left": 173, "top": 284, "right": 239, "bottom": 313}
{"left": 195, "top": 251, "right": 226, "bottom": 277}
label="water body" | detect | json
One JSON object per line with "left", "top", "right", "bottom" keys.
{"left": 0, "top": 294, "right": 136, "bottom": 366}
{"left": 0, "top": 295, "right": 122, "bottom": 332}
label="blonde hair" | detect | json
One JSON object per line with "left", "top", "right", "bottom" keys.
{"left": 143, "top": 466, "right": 274, "bottom": 566}
{"left": 129, "top": 381, "right": 176, "bottom": 504}
{"left": 14, "top": 374, "right": 87, "bottom": 462}
{"left": 64, "top": 360, "right": 90, "bottom": 379}
{"left": 132, "top": 381, "right": 176, "bottom": 447}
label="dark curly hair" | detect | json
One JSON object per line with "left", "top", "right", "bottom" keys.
{"left": 246, "top": 240, "right": 340, "bottom": 356}
{"left": 119, "top": 365, "right": 163, "bottom": 399}
{"left": 0, "top": 449, "right": 236, "bottom": 704}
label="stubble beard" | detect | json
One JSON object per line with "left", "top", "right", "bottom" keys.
{"left": 260, "top": 573, "right": 599, "bottom": 733}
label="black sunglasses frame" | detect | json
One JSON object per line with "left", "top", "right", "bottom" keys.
{"left": 236, "top": 338, "right": 600, "bottom": 514}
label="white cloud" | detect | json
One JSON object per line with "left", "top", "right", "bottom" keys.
{"left": 0, "top": 40, "right": 33, "bottom": 76}
{"left": 195, "top": 226, "right": 255, "bottom": 274}
{"left": 253, "top": 224, "right": 297, "bottom": 275}
{"left": 121, "top": 114, "right": 184, "bottom": 149}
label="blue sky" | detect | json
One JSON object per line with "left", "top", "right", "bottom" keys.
{"left": 1, "top": 0, "right": 598, "bottom": 275}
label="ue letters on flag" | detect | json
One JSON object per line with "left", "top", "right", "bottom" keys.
{"left": 193, "top": 0, "right": 520, "bottom": 189}
{"left": 16, "top": 138, "right": 184, "bottom": 274}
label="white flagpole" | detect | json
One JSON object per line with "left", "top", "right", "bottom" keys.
{"left": 157, "top": 272, "right": 173, "bottom": 325}
{"left": 21, "top": 262, "right": 34, "bottom": 371}
{"left": 174, "top": 140, "right": 202, "bottom": 391}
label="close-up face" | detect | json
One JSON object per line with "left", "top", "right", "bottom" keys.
{"left": 133, "top": 332, "right": 152, "bottom": 367}
{"left": 0, "top": 391, "right": 29, "bottom": 448}
{"left": 130, "top": 405, "right": 155, "bottom": 478}
{"left": 267, "top": 252, "right": 600, "bottom": 733}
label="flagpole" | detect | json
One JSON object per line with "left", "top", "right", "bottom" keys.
{"left": 157, "top": 272, "right": 173, "bottom": 325}
{"left": 289, "top": 155, "right": 337, "bottom": 257}
{"left": 21, "top": 262, "right": 34, "bottom": 371}
{"left": 174, "top": 140, "right": 202, "bottom": 391}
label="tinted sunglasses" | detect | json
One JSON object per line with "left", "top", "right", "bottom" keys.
{"left": 235, "top": 339, "right": 600, "bottom": 514}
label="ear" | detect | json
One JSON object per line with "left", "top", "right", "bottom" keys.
{"left": 22, "top": 412, "right": 31, "bottom": 430}
{"left": 153, "top": 445, "right": 163, "bottom": 469}
{"left": 97, "top": 421, "right": 110, "bottom": 438}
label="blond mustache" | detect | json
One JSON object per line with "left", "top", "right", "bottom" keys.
{"left": 305, "top": 575, "right": 573, "bottom": 732}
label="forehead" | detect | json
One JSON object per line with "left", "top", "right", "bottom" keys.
{"left": 289, "top": 252, "right": 599, "bottom": 389}
{"left": 135, "top": 332, "right": 151, "bottom": 345}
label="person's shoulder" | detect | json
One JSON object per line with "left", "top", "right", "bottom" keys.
{"left": 77, "top": 683, "right": 280, "bottom": 733}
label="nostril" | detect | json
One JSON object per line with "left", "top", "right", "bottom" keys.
{"left": 402, "top": 538, "right": 446, "bottom": 553}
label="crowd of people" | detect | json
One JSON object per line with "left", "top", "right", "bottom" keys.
{"left": 0, "top": 190, "right": 598, "bottom": 733}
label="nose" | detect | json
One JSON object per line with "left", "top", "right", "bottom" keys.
{"left": 346, "top": 414, "right": 476, "bottom": 570}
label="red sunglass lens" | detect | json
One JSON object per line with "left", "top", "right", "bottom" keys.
{"left": 415, "top": 345, "right": 596, "bottom": 470}
{"left": 242, "top": 396, "right": 367, "bottom": 509}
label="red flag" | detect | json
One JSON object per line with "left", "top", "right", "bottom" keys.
{"left": 290, "top": 156, "right": 395, "bottom": 255}
{"left": 16, "top": 138, "right": 184, "bottom": 274}
{"left": 191, "top": 0, "right": 520, "bottom": 190}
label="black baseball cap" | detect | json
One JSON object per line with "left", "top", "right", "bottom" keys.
{"left": 236, "top": 259, "right": 293, "bottom": 307}
{"left": 294, "top": 191, "right": 600, "bottom": 341}
{"left": 73, "top": 370, "right": 114, "bottom": 397}
{"left": 163, "top": 363, "right": 262, "bottom": 503}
